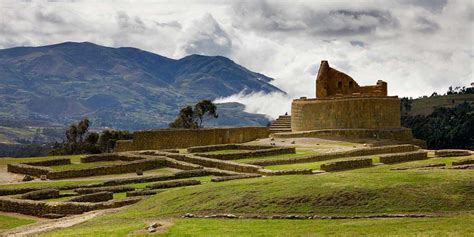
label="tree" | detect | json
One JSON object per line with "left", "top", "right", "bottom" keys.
{"left": 169, "top": 106, "right": 198, "bottom": 129}
{"left": 402, "top": 102, "right": 474, "bottom": 149}
{"left": 85, "top": 132, "right": 100, "bottom": 145}
{"left": 169, "top": 100, "right": 219, "bottom": 129}
{"left": 400, "top": 97, "right": 412, "bottom": 115}
{"left": 194, "top": 100, "right": 218, "bottom": 127}
{"left": 65, "top": 124, "right": 79, "bottom": 144}
{"left": 97, "top": 130, "right": 133, "bottom": 153}
{"left": 77, "top": 118, "right": 90, "bottom": 143}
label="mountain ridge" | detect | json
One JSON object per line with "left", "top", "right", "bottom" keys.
{"left": 0, "top": 42, "right": 283, "bottom": 134}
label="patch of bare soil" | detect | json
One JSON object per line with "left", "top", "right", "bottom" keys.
{"left": 0, "top": 165, "right": 23, "bottom": 184}
{"left": 0, "top": 208, "right": 122, "bottom": 237}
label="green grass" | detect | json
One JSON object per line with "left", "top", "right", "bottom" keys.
{"left": 265, "top": 155, "right": 473, "bottom": 171}
{"left": 0, "top": 214, "right": 36, "bottom": 231}
{"left": 158, "top": 214, "right": 474, "bottom": 237}
{"left": 204, "top": 149, "right": 249, "bottom": 154}
{"left": 40, "top": 213, "right": 474, "bottom": 236}
{"left": 113, "top": 192, "right": 127, "bottom": 200}
{"left": 410, "top": 94, "right": 474, "bottom": 116}
{"left": 51, "top": 161, "right": 125, "bottom": 171}
{"left": 0, "top": 180, "right": 103, "bottom": 190}
{"left": 37, "top": 154, "right": 474, "bottom": 236}
{"left": 234, "top": 149, "right": 319, "bottom": 163}
{"left": 265, "top": 156, "right": 379, "bottom": 170}
{"left": 0, "top": 155, "right": 83, "bottom": 166}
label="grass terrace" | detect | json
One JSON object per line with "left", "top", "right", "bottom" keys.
{"left": 37, "top": 154, "right": 474, "bottom": 236}
{"left": 203, "top": 149, "right": 250, "bottom": 154}
{"left": 0, "top": 214, "right": 37, "bottom": 231}
{"left": 234, "top": 148, "right": 319, "bottom": 164}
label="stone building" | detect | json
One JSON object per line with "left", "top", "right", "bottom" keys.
{"left": 281, "top": 60, "right": 417, "bottom": 142}
{"left": 315, "top": 61, "right": 387, "bottom": 98}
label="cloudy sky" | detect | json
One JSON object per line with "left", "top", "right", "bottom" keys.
{"left": 1, "top": 0, "right": 473, "bottom": 117}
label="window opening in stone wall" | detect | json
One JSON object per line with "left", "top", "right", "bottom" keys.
{"left": 338, "top": 81, "right": 342, "bottom": 89}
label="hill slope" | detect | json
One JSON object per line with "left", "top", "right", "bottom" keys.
{"left": 408, "top": 94, "right": 474, "bottom": 116}
{"left": 0, "top": 42, "right": 282, "bottom": 131}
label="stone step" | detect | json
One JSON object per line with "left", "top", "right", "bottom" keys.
{"left": 272, "top": 120, "right": 291, "bottom": 123}
{"left": 271, "top": 122, "right": 291, "bottom": 125}
{"left": 272, "top": 123, "right": 291, "bottom": 126}
{"left": 270, "top": 130, "right": 292, "bottom": 133}
{"left": 269, "top": 128, "right": 292, "bottom": 131}
{"left": 270, "top": 124, "right": 291, "bottom": 128}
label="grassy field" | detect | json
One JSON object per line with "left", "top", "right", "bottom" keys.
{"left": 0, "top": 214, "right": 36, "bottom": 231}
{"left": 1, "top": 148, "right": 472, "bottom": 236}
{"left": 409, "top": 94, "right": 474, "bottom": 116}
{"left": 35, "top": 155, "right": 474, "bottom": 236}
{"left": 40, "top": 213, "right": 474, "bottom": 237}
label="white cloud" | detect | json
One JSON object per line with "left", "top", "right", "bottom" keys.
{"left": 0, "top": 0, "right": 472, "bottom": 118}
{"left": 214, "top": 91, "right": 292, "bottom": 120}
{"left": 174, "top": 13, "right": 232, "bottom": 57}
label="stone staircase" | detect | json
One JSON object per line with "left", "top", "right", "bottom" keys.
{"left": 269, "top": 115, "right": 292, "bottom": 133}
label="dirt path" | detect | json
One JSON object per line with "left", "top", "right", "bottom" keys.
{"left": 1, "top": 208, "right": 121, "bottom": 237}
{"left": 0, "top": 165, "right": 23, "bottom": 183}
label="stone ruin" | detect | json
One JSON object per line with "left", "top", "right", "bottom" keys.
{"left": 315, "top": 60, "right": 387, "bottom": 98}
{"left": 276, "top": 60, "right": 422, "bottom": 145}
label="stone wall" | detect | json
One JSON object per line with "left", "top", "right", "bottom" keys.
{"left": 320, "top": 158, "right": 373, "bottom": 171}
{"left": 434, "top": 149, "right": 472, "bottom": 157}
{"left": 81, "top": 154, "right": 144, "bottom": 163}
{"left": 23, "top": 158, "right": 71, "bottom": 167}
{"left": 379, "top": 151, "right": 428, "bottom": 164}
{"left": 167, "top": 154, "right": 262, "bottom": 173}
{"left": 211, "top": 174, "right": 261, "bottom": 182}
{"left": 272, "top": 128, "right": 413, "bottom": 141}
{"left": 46, "top": 158, "right": 166, "bottom": 179}
{"left": 75, "top": 186, "right": 135, "bottom": 194}
{"left": 7, "top": 164, "right": 52, "bottom": 177}
{"left": 316, "top": 61, "right": 387, "bottom": 98}
{"left": 291, "top": 97, "right": 401, "bottom": 132}
{"left": 452, "top": 158, "right": 474, "bottom": 166}
{"left": 0, "top": 196, "right": 142, "bottom": 217}
{"left": 248, "top": 144, "right": 418, "bottom": 166}
{"left": 20, "top": 189, "right": 60, "bottom": 200}
{"left": 187, "top": 144, "right": 274, "bottom": 153}
{"left": 115, "top": 127, "right": 270, "bottom": 152}
{"left": 195, "top": 147, "right": 296, "bottom": 160}
{"left": 257, "top": 169, "right": 313, "bottom": 176}
{"left": 146, "top": 179, "right": 201, "bottom": 189}
{"left": 102, "top": 169, "right": 209, "bottom": 186}
{"left": 68, "top": 192, "right": 113, "bottom": 203}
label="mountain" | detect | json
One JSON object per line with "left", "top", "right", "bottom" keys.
{"left": 0, "top": 42, "right": 282, "bottom": 137}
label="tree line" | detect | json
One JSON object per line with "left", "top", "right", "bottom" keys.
{"left": 49, "top": 118, "right": 133, "bottom": 155}
{"left": 50, "top": 100, "right": 219, "bottom": 155}
{"left": 400, "top": 85, "right": 474, "bottom": 149}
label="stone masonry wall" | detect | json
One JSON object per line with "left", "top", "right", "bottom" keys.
{"left": 115, "top": 127, "right": 270, "bottom": 152}
{"left": 291, "top": 97, "right": 401, "bottom": 132}
{"left": 46, "top": 158, "right": 166, "bottom": 179}
{"left": 272, "top": 128, "right": 413, "bottom": 141}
